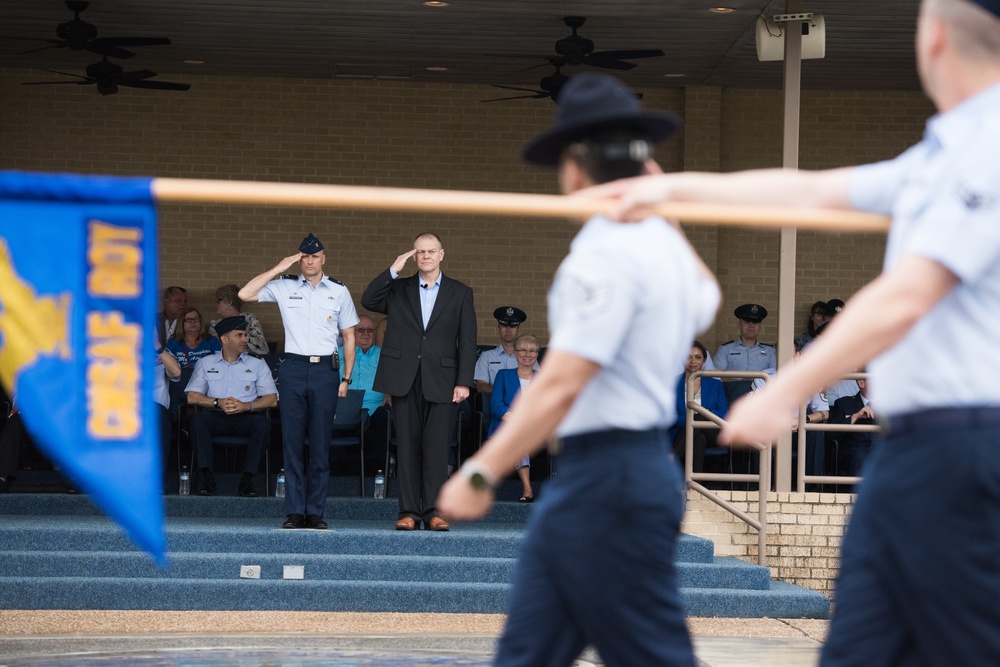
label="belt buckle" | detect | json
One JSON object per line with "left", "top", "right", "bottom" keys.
{"left": 309, "top": 356, "right": 321, "bottom": 364}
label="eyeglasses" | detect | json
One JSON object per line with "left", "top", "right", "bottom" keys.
{"left": 356, "top": 327, "right": 375, "bottom": 333}
{"left": 184, "top": 317, "right": 202, "bottom": 323}
{"left": 515, "top": 348, "right": 539, "bottom": 354}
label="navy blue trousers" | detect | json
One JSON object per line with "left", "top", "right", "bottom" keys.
{"left": 495, "top": 428, "right": 696, "bottom": 667}
{"left": 278, "top": 358, "right": 339, "bottom": 517}
{"left": 190, "top": 410, "right": 269, "bottom": 474}
{"left": 822, "top": 408, "right": 1000, "bottom": 667}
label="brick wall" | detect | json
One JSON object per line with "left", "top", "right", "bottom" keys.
{"left": 682, "top": 489, "right": 856, "bottom": 597}
{"left": 0, "top": 68, "right": 932, "bottom": 352}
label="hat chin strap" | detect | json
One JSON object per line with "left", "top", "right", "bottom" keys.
{"left": 567, "top": 139, "right": 651, "bottom": 162}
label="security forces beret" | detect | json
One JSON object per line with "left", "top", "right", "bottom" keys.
{"left": 734, "top": 304, "right": 767, "bottom": 323}
{"left": 970, "top": 0, "right": 1000, "bottom": 17}
{"left": 299, "top": 233, "right": 324, "bottom": 254}
{"left": 824, "top": 299, "right": 845, "bottom": 318}
{"left": 493, "top": 306, "right": 527, "bottom": 326}
{"left": 215, "top": 315, "right": 248, "bottom": 337}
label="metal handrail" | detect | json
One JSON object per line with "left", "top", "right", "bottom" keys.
{"left": 795, "top": 372, "right": 881, "bottom": 491}
{"left": 684, "top": 370, "right": 772, "bottom": 566}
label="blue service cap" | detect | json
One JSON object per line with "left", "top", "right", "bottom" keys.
{"left": 971, "top": 0, "right": 1000, "bottom": 17}
{"left": 299, "top": 233, "right": 324, "bottom": 254}
{"left": 734, "top": 304, "right": 767, "bottom": 323}
{"left": 215, "top": 315, "right": 248, "bottom": 337}
{"left": 493, "top": 306, "right": 527, "bottom": 326}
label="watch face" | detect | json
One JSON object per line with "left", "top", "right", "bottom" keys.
{"left": 469, "top": 471, "right": 488, "bottom": 490}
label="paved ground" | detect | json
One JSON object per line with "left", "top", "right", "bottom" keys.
{"left": 0, "top": 611, "right": 828, "bottom": 666}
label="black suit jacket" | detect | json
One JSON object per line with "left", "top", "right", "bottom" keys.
{"left": 830, "top": 392, "right": 875, "bottom": 449}
{"left": 361, "top": 268, "right": 477, "bottom": 403}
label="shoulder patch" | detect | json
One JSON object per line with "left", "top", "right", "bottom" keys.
{"left": 760, "top": 343, "right": 774, "bottom": 348}
{"left": 325, "top": 276, "right": 345, "bottom": 286}
{"left": 721, "top": 340, "right": 735, "bottom": 346}
{"left": 280, "top": 274, "right": 298, "bottom": 280}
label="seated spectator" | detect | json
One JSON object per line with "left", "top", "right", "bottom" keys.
{"left": 489, "top": 334, "right": 540, "bottom": 502}
{"left": 668, "top": 341, "right": 728, "bottom": 472}
{"left": 339, "top": 314, "right": 389, "bottom": 468}
{"left": 475, "top": 306, "right": 538, "bottom": 392}
{"left": 154, "top": 330, "right": 182, "bottom": 480}
{"left": 0, "top": 402, "right": 32, "bottom": 493}
{"left": 210, "top": 284, "right": 269, "bottom": 357}
{"left": 813, "top": 298, "right": 860, "bottom": 405}
{"left": 184, "top": 316, "right": 278, "bottom": 497}
{"left": 158, "top": 285, "right": 188, "bottom": 343}
{"left": 167, "top": 307, "right": 221, "bottom": 369}
{"left": 794, "top": 301, "right": 827, "bottom": 350}
{"left": 714, "top": 304, "right": 776, "bottom": 374}
{"left": 830, "top": 375, "right": 876, "bottom": 476}
{"left": 790, "top": 344, "right": 829, "bottom": 480}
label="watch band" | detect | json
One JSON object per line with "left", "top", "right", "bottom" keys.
{"left": 213, "top": 398, "right": 219, "bottom": 408}
{"left": 459, "top": 460, "right": 497, "bottom": 491}
{"left": 342, "top": 377, "right": 352, "bottom": 385}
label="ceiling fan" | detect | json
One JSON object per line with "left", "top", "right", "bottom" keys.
{"left": 482, "top": 62, "right": 570, "bottom": 104}
{"left": 7, "top": 0, "right": 171, "bottom": 59}
{"left": 22, "top": 55, "right": 190, "bottom": 95}
{"left": 526, "top": 16, "right": 665, "bottom": 71}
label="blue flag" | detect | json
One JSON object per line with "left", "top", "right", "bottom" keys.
{"left": 0, "top": 171, "right": 165, "bottom": 565}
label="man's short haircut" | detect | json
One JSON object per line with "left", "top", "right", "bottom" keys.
{"left": 925, "top": 0, "right": 1000, "bottom": 61}
{"left": 163, "top": 285, "right": 187, "bottom": 300}
{"left": 214, "top": 284, "right": 243, "bottom": 311}
{"left": 564, "top": 126, "right": 649, "bottom": 185}
{"left": 414, "top": 232, "right": 443, "bottom": 247}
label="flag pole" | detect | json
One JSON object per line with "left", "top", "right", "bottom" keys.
{"left": 151, "top": 177, "right": 889, "bottom": 233}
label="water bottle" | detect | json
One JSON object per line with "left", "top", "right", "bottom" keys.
{"left": 178, "top": 466, "right": 190, "bottom": 496}
{"left": 275, "top": 469, "right": 286, "bottom": 498}
{"left": 374, "top": 469, "right": 385, "bottom": 499}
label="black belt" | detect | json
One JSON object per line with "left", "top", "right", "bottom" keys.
{"left": 885, "top": 406, "right": 1000, "bottom": 436}
{"left": 553, "top": 427, "right": 669, "bottom": 454}
{"left": 284, "top": 352, "right": 333, "bottom": 364}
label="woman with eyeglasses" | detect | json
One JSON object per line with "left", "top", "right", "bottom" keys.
{"left": 210, "top": 284, "right": 269, "bottom": 357}
{"left": 668, "top": 341, "right": 728, "bottom": 473}
{"left": 167, "top": 307, "right": 221, "bottom": 369}
{"left": 489, "top": 334, "right": 540, "bottom": 502}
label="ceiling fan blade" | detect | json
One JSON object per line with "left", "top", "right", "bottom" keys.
{"left": 117, "top": 69, "right": 158, "bottom": 83}
{"left": 122, "top": 79, "right": 190, "bottom": 91}
{"left": 581, "top": 54, "right": 636, "bottom": 71}
{"left": 38, "top": 68, "right": 90, "bottom": 80}
{"left": 591, "top": 49, "right": 665, "bottom": 61}
{"left": 490, "top": 84, "right": 546, "bottom": 94}
{"left": 97, "top": 36, "right": 172, "bottom": 47}
{"left": 481, "top": 93, "right": 549, "bottom": 103}
{"left": 14, "top": 43, "right": 66, "bottom": 56}
{"left": 85, "top": 42, "right": 135, "bottom": 59}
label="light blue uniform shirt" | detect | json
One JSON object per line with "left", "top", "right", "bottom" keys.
{"left": 257, "top": 273, "right": 359, "bottom": 356}
{"left": 339, "top": 344, "right": 385, "bottom": 414}
{"left": 548, "top": 215, "right": 720, "bottom": 437}
{"left": 185, "top": 351, "right": 278, "bottom": 403}
{"left": 849, "top": 81, "right": 1000, "bottom": 416}
{"left": 713, "top": 339, "right": 776, "bottom": 373}
{"left": 474, "top": 345, "right": 539, "bottom": 386}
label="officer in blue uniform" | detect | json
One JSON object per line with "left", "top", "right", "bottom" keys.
{"left": 588, "top": 1, "right": 1000, "bottom": 663}
{"left": 474, "top": 306, "right": 536, "bottom": 392}
{"left": 713, "top": 303, "right": 776, "bottom": 372}
{"left": 439, "top": 74, "right": 719, "bottom": 667}
{"left": 239, "top": 233, "right": 358, "bottom": 529}
{"left": 184, "top": 315, "right": 278, "bottom": 497}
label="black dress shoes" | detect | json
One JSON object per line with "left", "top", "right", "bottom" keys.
{"left": 197, "top": 469, "right": 216, "bottom": 496}
{"left": 306, "top": 514, "right": 328, "bottom": 530}
{"left": 237, "top": 473, "right": 257, "bottom": 498}
{"left": 282, "top": 513, "right": 305, "bottom": 529}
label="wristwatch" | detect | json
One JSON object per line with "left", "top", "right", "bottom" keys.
{"left": 459, "top": 460, "right": 497, "bottom": 491}
{"left": 342, "top": 377, "right": 352, "bottom": 385}
{"left": 213, "top": 399, "right": 219, "bottom": 408}
{"left": 154, "top": 346, "right": 165, "bottom": 355}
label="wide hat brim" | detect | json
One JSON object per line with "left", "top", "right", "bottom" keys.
{"left": 523, "top": 111, "right": 680, "bottom": 167}
{"left": 521, "top": 73, "right": 681, "bottom": 167}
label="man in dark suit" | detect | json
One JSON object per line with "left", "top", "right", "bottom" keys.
{"left": 362, "top": 232, "right": 477, "bottom": 531}
{"left": 830, "top": 377, "right": 876, "bottom": 476}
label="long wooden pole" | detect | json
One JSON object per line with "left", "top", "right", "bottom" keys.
{"left": 151, "top": 177, "right": 889, "bottom": 233}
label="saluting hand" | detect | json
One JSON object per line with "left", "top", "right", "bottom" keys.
{"left": 390, "top": 249, "right": 416, "bottom": 275}
{"left": 274, "top": 252, "right": 303, "bottom": 274}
